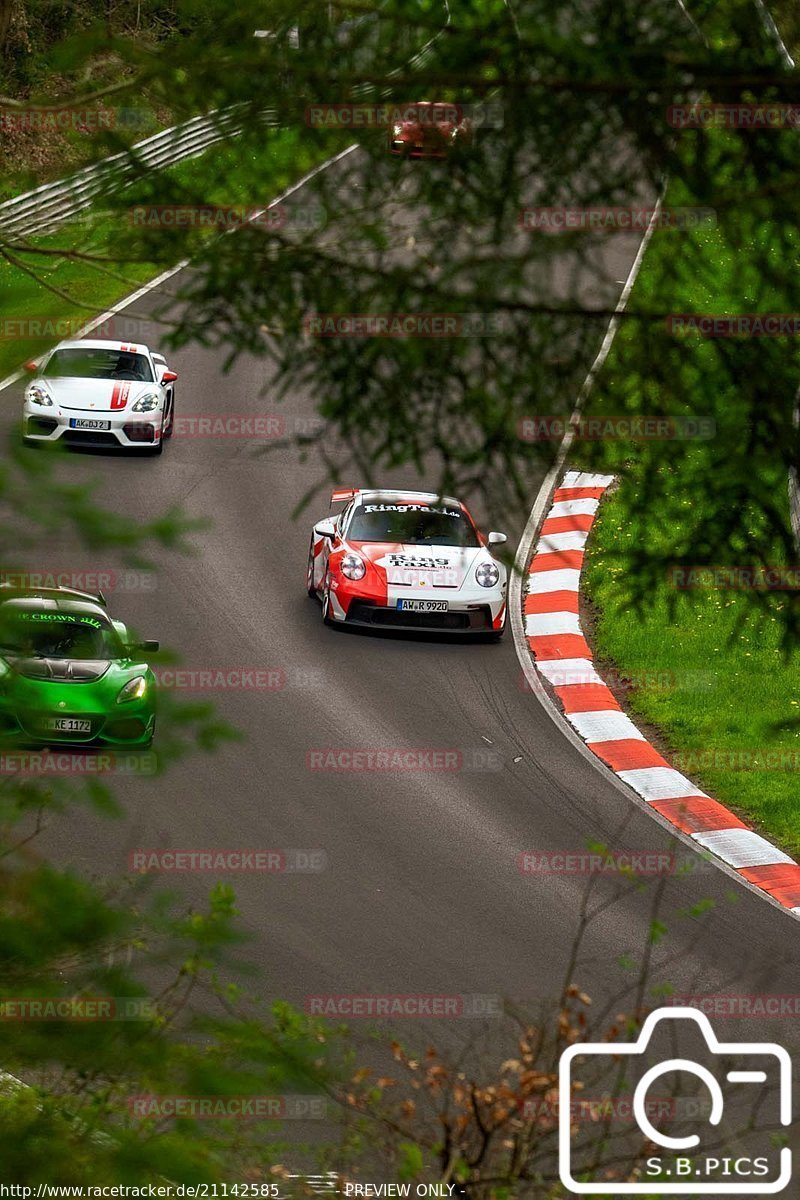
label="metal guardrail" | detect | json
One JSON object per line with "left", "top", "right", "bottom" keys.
{"left": 0, "top": 105, "right": 278, "bottom": 239}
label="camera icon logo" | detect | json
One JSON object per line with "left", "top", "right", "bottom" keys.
{"left": 558, "top": 1007, "right": 793, "bottom": 1194}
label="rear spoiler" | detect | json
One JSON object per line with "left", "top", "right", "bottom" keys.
{"left": 0, "top": 582, "right": 107, "bottom": 607}
{"left": 330, "top": 487, "right": 359, "bottom": 506}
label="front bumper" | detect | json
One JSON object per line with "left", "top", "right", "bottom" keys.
{"left": 0, "top": 703, "right": 156, "bottom": 747}
{"left": 23, "top": 404, "right": 163, "bottom": 449}
{"left": 327, "top": 574, "right": 507, "bottom": 634}
{"left": 344, "top": 600, "right": 500, "bottom": 633}
{"left": 389, "top": 138, "right": 448, "bottom": 159}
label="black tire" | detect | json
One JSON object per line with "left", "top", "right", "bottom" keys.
{"left": 163, "top": 392, "right": 175, "bottom": 440}
{"left": 306, "top": 538, "right": 318, "bottom": 598}
{"left": 321, "top": 580, "right": 335, "bottom": 626}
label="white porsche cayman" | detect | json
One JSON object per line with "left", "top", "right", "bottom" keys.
{"left": 22, "top": 339, "right": 177, "bottom": 455}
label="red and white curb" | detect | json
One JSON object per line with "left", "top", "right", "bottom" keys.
{"left": 523, "top": 469, "right": 800, "bottom": 918}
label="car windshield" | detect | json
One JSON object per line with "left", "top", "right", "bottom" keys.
{"left": 346, "top": 503, "right": 480, "bottom": 547}
{"left": 43, "top": 348, "right": 154, "bottom": 383}
{"left": 0, "top": 610, "right": 120, "bottom": 661}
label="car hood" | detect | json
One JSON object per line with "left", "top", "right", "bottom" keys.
{"left": 8, "top": 658, "right": 112, "bottom": 682}
{"left": 349, "top": 542, "right": 484, "bottom": 588}
{"left": 32, "top": 378, "right": 156, "bottom": 412}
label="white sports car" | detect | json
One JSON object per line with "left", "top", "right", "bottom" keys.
{"left": 306, "top": 488, "right": 508, "bottom": 637}
{"left": 22, "top": 339, "right": 177, "bottom": 455}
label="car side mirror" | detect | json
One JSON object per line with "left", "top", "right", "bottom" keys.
{"left": 488, "top": 531, "right": 507, "bottom": 546}
{"left": 23, "top": 360, "right": 39, "bottom": 372}
{"left": 160, "top": 371, "right": 178, "bottom": 384}
{"left": 314, "top": 519, "right": 336, "bottom": 539}
{"left": 130, "top": 639, "right": 159, "bottom": 654}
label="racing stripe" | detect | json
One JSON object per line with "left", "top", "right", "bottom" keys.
{"left": 110, "top": 382, "right": 130, "bottom": 410}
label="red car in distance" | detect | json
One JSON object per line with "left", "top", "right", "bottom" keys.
{"left": 388, "top": 101, "right": 473, "bottom": 159}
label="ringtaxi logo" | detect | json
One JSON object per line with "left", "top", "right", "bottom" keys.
{"left": 559, "top": 1007, "right": 792, "bottom": 1194}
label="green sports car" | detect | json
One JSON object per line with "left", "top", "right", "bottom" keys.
{"left": 0, "top": 586, "right": 158, "bottom": 748}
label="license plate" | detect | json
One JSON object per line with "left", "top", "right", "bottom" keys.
{"left": 397, "top": 599, "right": 449, "bottom": 613}
{"left": 45, "top": 717, "right": 91, "bottom": 733}
{"left": 70, "top": 418, "right": 111, "bottom": 430}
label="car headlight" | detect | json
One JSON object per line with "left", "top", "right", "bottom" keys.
{"left": 341, "top": 552, "right": 366, "bottom": 581}
{"left": 131, "top": 392, "right": 160, "bottom": 413}
{"left": 392, "top": 124, "right": 404, "bottom": 136}
{"left": 475, "top": 561, "right": 500, "bottom": 588}
{"left": 26, "top": 384, "right": 53, "bottom": 407}
{"left": 117, "top": 676, "right": 147, "bottom": 704}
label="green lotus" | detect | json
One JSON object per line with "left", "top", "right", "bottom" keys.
{"left": 0, "top": 586, "right": 158, "bottom": 748}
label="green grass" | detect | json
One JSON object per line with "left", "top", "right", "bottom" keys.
{"left": 577, "top": 172, "right": 800, "bottom": 855}
{"left": 585, "top": 482, "right": 800, "bottom": 857}
{"left": 0, "top": 126, "right": 352, "bottom": 380}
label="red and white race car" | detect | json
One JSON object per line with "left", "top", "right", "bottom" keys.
{"left": 388, "top": 101, "right": 473, "bottom": 159}
{"left": 306, "top": 488, "right": 507, "bottom": 637}
{"left": 22, "top": 339, "right": 177, "bottom": 455}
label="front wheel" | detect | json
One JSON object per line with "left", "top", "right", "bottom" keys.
{"left": 321, "top": 579, "right": 335, "bottom": 626}
{"left": 306, "top": 538, "right": 318, "bottom": 598}
{"left": 162, "top": 392, "right": 175, "bottom": 440}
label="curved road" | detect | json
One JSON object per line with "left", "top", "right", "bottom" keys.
{"left": 8, "top": 148, "right": 799, "bottom": 1066}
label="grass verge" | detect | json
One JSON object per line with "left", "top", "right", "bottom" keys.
{"left": 578, "top": 197, "right": 800, "bottom": 857}
{"left": 0, "top": 125, "right": 352, "bottom": 380}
